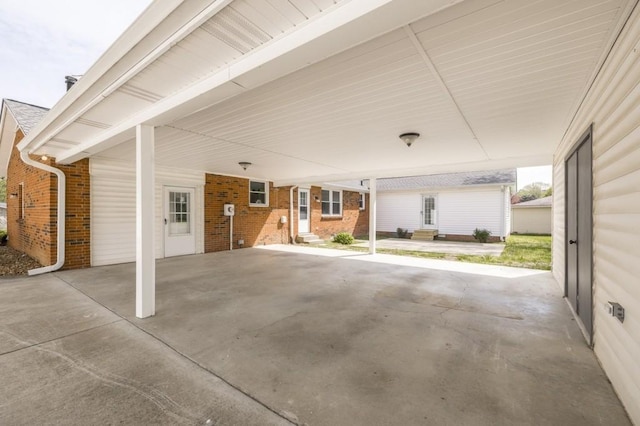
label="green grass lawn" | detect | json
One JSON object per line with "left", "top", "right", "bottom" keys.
{"left": 321, "top": 234, "right": 552, "bottom": 270}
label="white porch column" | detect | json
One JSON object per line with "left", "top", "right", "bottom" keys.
{"left": 368, "top": 178, "right": 377, "bottom": 255}
{"left": 136, "top": 124, "right": 155, "bottom": 318}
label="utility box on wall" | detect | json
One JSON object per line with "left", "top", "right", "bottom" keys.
{"left": 223, "top": 204, "right": 235, "bottom": 216}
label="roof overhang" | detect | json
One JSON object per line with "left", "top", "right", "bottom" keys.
{"left": 0, "top": 101, "right": 18, "bottom": 177}
{"left": 17, "top": 0, "right": 637, "bottom": 184}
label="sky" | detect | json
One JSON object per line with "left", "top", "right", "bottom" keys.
{"left": 0, "top": 1, "right": 553, "bottom": 186}
{"left": 0, "top": 0, "right": 151, "bottom": 108}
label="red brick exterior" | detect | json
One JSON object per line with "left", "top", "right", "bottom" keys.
{"left": 205, "top": 174, "right": 291, "bottom": 251}
{"left": 204, "top": 175, "right": 369, "bottom": 252}
{"left": 6, "top": 129, "right": 90, "bottom": 269}
{"left": 306, "top": 186, "right": 368, "bottom": 239}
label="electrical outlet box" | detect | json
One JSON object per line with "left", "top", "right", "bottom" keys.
{"left": 238, "top": 239, "right": 244, "bottom": 246}
{"left": 607, "top": 302, "right": 625, "bottom": 323}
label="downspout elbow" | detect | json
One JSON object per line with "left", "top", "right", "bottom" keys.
{"left": 19, "top": 150, "right": 66, "bottom": 275}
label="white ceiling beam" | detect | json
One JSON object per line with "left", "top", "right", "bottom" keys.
{"left": 272, "top": 154, "right": 552, "bottom": 187}
{"left": 403, "top": 24, "right": 489, "bottom": 160}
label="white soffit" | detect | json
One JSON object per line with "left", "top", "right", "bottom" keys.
{"left": 38, "top": 0, "right": 633, "bottom": 184}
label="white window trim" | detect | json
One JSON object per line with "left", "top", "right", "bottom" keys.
{"left": 321, "top": 189, "right": 342, "bottom": 217}
{"left": 359, "top": 193, "right": 366, "bottom": 211}
{"left": 249, "top": 180, "right": 269, "bottom": 207}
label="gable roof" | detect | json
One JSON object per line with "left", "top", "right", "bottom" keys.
{"left": 512, "top": 196, "right": 553, "bottom": 208}
{"left": 377, "top": 169, "right": 516, "bottom": 192}
{"left": 3, "top": 99, "right": 49, "bottom": 136}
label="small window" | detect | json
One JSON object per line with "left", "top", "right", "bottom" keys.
{"left": 18, "top": 182, "right": 24, "bottom": 219}
{"left": 249, "top": 180, "right": 268, "bottom": 206}
{"left": 359, "top": 193, "right": 366, "bottom": 210}
{"left": 321, "top": 189, "right": 342, "bottom": 216}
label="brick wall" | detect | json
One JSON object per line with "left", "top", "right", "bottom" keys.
{"left": 6, "top": 129, "right": 90, "bottom": 269}
{"left": 204, "top": 174, "right": 291, "bottom": 251}
{"left": 307, "top": 187, "right": 368, "bottom": 239}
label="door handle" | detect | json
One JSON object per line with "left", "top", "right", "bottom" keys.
{"left": 164, "top": 218, "right": 167, "bottom": 225}
{"left": 569, "top": 239, "right": 577, "bottom": 245}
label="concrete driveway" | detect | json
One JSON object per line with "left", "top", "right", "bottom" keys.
{"left": 1, "top": 246, "right": 631, "bottom": 425}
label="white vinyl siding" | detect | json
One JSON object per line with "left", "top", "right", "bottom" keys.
{"left": 376, "top": 188, "right": 505, "bottom": 237}
{"left": 90, "top": 158, "right": 205, "bottom": 266}
{"left": 511, "top": 207, "right": 552, "bottom": 234}
{"left": 552, "top": 6, "right": 640, "bottom": 423}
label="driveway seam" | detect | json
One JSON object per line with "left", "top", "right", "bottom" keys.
{"left": 0, "top": 318, "right": 123, "bottom": 357}
{"left": 53, "top": 273, "right": 299, "bottom": 426}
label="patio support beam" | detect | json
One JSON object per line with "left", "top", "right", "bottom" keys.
{"left": 369, "top": 178, "right": 377, "bottom": 255}
{"left": 136, "top": 124, "right": 155, "bottom": 318}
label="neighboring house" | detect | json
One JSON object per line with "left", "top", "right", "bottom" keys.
{"left": 376, "top": 170, "right": 514, "bottom": 242}
{"left": 511, "top": 196, "right": 552, "bottom": 235}
{"left": 0, "top": 99, "right": 368, "bottom": 268}
{"left": 0, "top": 202, "right": 6, "bottom": 230}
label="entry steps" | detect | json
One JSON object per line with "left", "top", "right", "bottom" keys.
{"left": 296, "top": 233, "right": 324, "bottom": 244}
{"left": 411, "top": 229, "right": 439, "bottom": 241}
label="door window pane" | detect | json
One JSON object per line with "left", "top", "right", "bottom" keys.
{"left": 169, "top": 191, "right": 190, "bottom": 235}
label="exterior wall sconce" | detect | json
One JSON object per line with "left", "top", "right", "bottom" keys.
{"left": 238, "top": 161, "right": 252, "bottom": 171}
{"left": 399, "top": 132, "right": 420, "bottom": 147}
{"left": 9, "top": 193, "right": 17, "bottom": 198}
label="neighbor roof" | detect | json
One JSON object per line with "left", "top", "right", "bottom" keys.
{"left": 512, "top": 196, "right": 553, "bottom": 208}
{"left": 376, "top": 169, "right": 516, "bottom": 191}
{"left": 3, "top": 99, "right": 49, "bottom": 136}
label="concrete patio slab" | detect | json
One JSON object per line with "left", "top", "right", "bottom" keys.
{"left": 0, "top": 275, "right": 294, "bottom": 425}
{"left": 353, "top": 238, "right": 506, "bottom": 256}
{"left": 53, "top": 248, "right": 630, "bottom": 426}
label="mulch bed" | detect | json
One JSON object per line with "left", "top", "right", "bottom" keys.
{"left": 0, "top": 246, "right": 42, "bottom": 276}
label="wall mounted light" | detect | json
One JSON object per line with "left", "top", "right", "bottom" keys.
{"left": 41, "top": 154, "right": 49, "bottom": 161}
{"left": 238, "top": 161, "right": 252, "bottom": 171}
{"left": 314, "top": 195, "right": 320, "bottom": 202}
{"left": 399, "top": 132, "right": 420, "bottom": 147}
{"left": 9, "top": 193, "right": 17, "bottom": 198}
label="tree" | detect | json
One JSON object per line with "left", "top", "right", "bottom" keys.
{"left": 516, "top": 182, "right": 550, "bottom": 202}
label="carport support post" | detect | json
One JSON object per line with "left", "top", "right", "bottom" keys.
{"left": 136, "top": 124, "right": 155, "bottom": 318}
{"left": 369, "top": 178, "right": 377, "bottom": 254}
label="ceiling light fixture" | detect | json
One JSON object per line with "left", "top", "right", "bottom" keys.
{"left": 399, "top": 132, "right": 420, "bottom": 147}
{"left": 238, "top": 161, "right": 252, "bottom": 171}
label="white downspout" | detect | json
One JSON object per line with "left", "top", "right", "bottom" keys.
{"left": 289, "top": 185, "right": 298, "bottom": 244}
{"left": 500, "top": 185, "right": 506, "bottom": 242}
{"left": 19, "top": 150, "right": 65, "bottom": 275}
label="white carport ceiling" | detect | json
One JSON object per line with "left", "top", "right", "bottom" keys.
{"left": 26, "top": 0, "right": 635, "bottom": 184}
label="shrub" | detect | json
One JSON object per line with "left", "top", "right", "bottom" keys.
{"left": 333, "top": 232, "right": 354, "bottom": 245}
{"left": 396, "top": 228, "right": 409, "bottom": 238}
{"left": 472, "top": 228, "right": 492, "bottom": 243}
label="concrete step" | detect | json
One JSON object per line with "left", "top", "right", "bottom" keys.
{"left": 296, "top": 233, "right": 324, "bottom": 244}
{"left": 411, "top": 229, "right": 438, "bottom": 241}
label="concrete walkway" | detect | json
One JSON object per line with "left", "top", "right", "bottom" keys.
{"left": 353, "top": 238, "right": 506, "bottom": 256}
{"left": 1, "top": 248, "right": 631, "bottom": 425}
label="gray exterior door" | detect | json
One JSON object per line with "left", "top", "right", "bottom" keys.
{"left": 565, "top": 127, "right": 593, "bottom": 343}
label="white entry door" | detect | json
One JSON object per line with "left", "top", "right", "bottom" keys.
{"left": 422, "top": 195, "right": 437, "bottom": 229}
{"left": 164, "top": 187, "right": 196, "bottom": 257}
{"left": 298, "top": 189, "right": 310, "bottom": 233}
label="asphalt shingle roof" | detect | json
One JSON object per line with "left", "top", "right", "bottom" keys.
{"left": 376, "top": 169, "right": 516, "bottom": 191}
{"left": 513, "top": 196, "right": 552, "bottom": 207}
{"left": 3, "top": 99, "right": 49, "bottom": 136}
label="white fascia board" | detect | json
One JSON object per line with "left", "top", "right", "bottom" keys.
{"left": 0, "top": 104, "right": 16, "bottom": 177}
{"left": 17, "top": 0, "right": 186, "bottom": 154}
{"left": 56, "top": 0, "right": 463, "bottom": 165}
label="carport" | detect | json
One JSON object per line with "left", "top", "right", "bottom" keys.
{"left": 0, "top": 247, "right": 630, "bottom": 425}
{"left": 9, "top": 0, "right": 640, "bottom": 422}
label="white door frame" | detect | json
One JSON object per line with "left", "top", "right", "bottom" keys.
{"left": 421, "top": 194, "right": 438, "bottom": 229}
{"left": 298, "top": 188, "right": 310, "bottom": 234}
{"left": 164, "top": 186, "right": 196, "bottom": 257}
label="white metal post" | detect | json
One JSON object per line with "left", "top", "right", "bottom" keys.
{"left": 136, "top": 124, "right": 155, "bottom": 318}
{"left": 369, "top": 178, "right": 377, "bottom": 254}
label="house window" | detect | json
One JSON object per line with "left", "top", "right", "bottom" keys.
{"left": 359, "top": 193, "right": 366, "bottom": 210}
{"left": 249, "top": 180, "right": 268, "bottom": 206}
{"left": 321, "top": 189, "right": 342, "bottom": 216}
{"left": 18, "top": 182, "right": 24, "bottom": 219}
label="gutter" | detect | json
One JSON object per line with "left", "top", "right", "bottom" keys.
{"left": 19, "top": 150, "right": 65, "bottom": 275}
{"left": 289, "top": 185, "right": 298, "bottom": 244}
